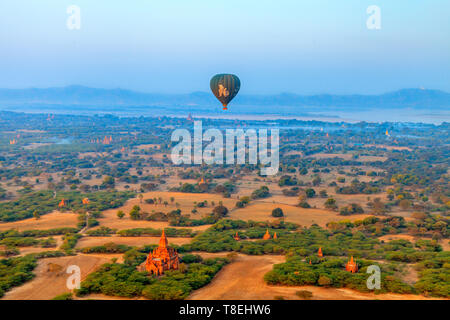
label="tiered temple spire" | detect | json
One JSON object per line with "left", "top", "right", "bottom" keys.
{"left": 140, "top": 230, "right": 179, "bottom": 275}
{"left": 345, "top": 256, "right": 358, "bottom": 273}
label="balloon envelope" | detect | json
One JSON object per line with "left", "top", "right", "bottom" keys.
{"left": 210, "top": 74, "right": 240, "bottom": 110}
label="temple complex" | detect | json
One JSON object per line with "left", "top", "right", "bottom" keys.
{"left": 345, "top": 256, "right": 358, "bottom": 273}
{"left": 140, "top": 230, "right": 179, "bottom": 276}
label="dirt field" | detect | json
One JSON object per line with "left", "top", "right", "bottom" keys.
{"left": 378, "top": 234, "right": 418, "bottom": 242}
{"left": 97, "top": 191, "right": 236, "bottom": 230}
{"left": 188, "top": 254, "right": 443, "bottom": 300}
{"left": 75, "top": 236, "right": 193, "bottom": 249}
{"left": 2, "top": 254, "right": 113, "bottom": 300}
{"left": 134, "top": 144, "right": 160, "bottom": 150}
{"left": 306, "top": 153, "right": 354, "bottom": 160}
{"left": 365, "top": 144, "right": 413, "bottom": 152}
{"left": 17, "top": 236, "right": 63, "bottom": 256}
{"left": 229, "top": 202, "right": 371, "bottom": 227}
{"left": 0, "top": 211, "right": 79, "bottom": 231}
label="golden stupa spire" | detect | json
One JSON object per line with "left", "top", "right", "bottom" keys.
{"left": 159, "top": 229, "right": 168, "bottom": 248}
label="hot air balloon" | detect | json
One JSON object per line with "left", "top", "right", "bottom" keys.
{"left": 210, "top": 74, "right": 240, "bottom": 110}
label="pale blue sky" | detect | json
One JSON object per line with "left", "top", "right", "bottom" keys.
{"left": 0, "top": 0, "right": 449, "bottom": 94}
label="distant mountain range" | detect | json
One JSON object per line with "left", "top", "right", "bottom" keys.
{"left": 0, "top": 85, "right": 449, "bottom": 110}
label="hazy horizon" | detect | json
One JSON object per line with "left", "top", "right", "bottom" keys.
{"left": 1, "top": 85, "right": 449, "bottom": 124}
{"left": 1, "top": 84, "right": 449, "bottom": 97}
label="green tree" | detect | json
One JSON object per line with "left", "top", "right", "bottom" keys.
{"left": 129, "top": 205, "right": 142, "bottom": 220}
{"left": 33, "top": 210, "right": 40, "bottom": 220}
{"left": 324, "top": 198, "right": 337, "bottom": 210}
{"left": 117, "top": 210, "right": 125, "bottom": 219}
{"left": 305, "top": 188, "right": 316, "bottom": 198}
{"left": 272, "top": 208, "right": 284, "bottom": 218}
{"left": 213, "top": 205, "right": 229, "bottom": 217}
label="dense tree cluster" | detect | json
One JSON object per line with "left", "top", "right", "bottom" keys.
{"left": 264, "top": 256, "right": 414, "bottom": 294}
{"left": 0, "top": 190, "right": 134, "bottom": 222}
{"left": 75, "top": 256, "right": 228, "bottom": 299}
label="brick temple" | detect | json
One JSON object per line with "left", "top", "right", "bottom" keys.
{"left": 345, "top": 256, "right": 358, "bottom": 273}
{"left": 140, "top": 230, "right": 179, "bottom": 275}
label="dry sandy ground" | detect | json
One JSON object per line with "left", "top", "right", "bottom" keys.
{"left": 378, "top": 234, "right": 418, "bottom": 242}
{"left": 94, "top": 218, "right": 211, "bottom": 232}
{"left": 1, "top": 254, "right": 114, "bottom": 300}
{"left": 76, "top": 236, "right": 193, "bottom": 249}
{"left": 17, "top": 236, "right": 63, "bottom": 256}
{"left": 23, "top": 142, "right": 52, "bottom": 150}
{"left": 306, "top": 153, "right": 354, "bottom": 160}
{"left": 188, "top": 254, "right": 442, "bottom": 300}
{"left": 229, "top": 202, "right": 371, "bottom": 227}
{"left": 359, "top": 155, "right": 388, "bottom": 162}
{"left": 134, "top": 144, "right": 160, "bottom": 150}
{"left": 365, "top": 144, "right": 413, "bottom": 152}
{"left": 17, "top": 246, "right": 59, "bottom": 256}
{"left": 305, "top": 154, "right": 386, "bottom": 162}
{"left": 442, "top": 241, "right": 450, "bottom": 251}
{"left": 97, "top": 191, "right": 236, "bottom": 230}
{"left": 0, "top": 211, "right": 79, "bottom": 231}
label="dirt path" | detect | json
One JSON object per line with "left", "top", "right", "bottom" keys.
{"left": 188, "top": 254, "right": 443, "bottom": 300}
{"left": 188, "top": 254, "right": 285, "bottom": 300}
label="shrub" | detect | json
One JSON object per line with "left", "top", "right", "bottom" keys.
{"left": 305, "top": 188, "right": 316, "bottom": 198}
{"left": 296, "top": 290, "right": 313, "bottom": 300}
{"left": 272, "top": 208, "right": 284, "bottom": 218}
{"left": 52, "top": 292, "right": 73, "bottom": 300}
{"left": 213, "top": 205, "right": 229, "bottom": 217}
{"left": 251, "top": 186, "right": 270, "bottom": 199}
{"left": 298, "top": 201, "right": 311, "bottom": 208}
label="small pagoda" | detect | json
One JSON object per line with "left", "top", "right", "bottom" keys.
{"left": 345, "top": 256, "right": 358, "bottom": 273}
{"left": 318, "top": 247, "right": 323, "bottom": 257}
{"left": 58, "top": 199, "right": 66, "bottom": 207}
{"left": 233, "top": 231, "right": 240, "bottom": 241}
{"left": 263, "top": 229, "right": 271, "bottom": 240}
